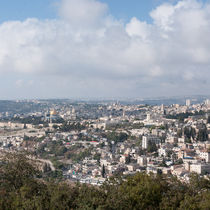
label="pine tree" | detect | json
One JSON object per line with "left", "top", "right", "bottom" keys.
{"left": 102, "top": 164, "right": 106, "bottom": 178}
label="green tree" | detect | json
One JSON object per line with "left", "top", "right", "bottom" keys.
{"left": 197, "top": 126, "right": 208, "bottom": 141}
{"left": 102, "top": 164, "right": 106, "bottom": 178}
{"left": 207, "top": 116, "right": 210, "bottom": 124}
{"left": 147, "top": 141, "right": 158, "bottom": 153}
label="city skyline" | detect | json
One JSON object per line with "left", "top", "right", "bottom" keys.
{"left": 0, "top": 0, "right": 210, "bottom": 99}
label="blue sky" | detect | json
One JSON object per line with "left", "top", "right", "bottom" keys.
{"left": 0, "top": 0, "right": 179, "bottom": 23}
{"left": 3, "top": 0, "right": 209, "bottom": 23}
{"left": 0, "top": 0, "right": 210, "bottom": 99}
{"left": 0, "top": 0, "right": 56, "bottom": 22}
{"left": 100, "top": 0, "right": 178, "bottom": 22}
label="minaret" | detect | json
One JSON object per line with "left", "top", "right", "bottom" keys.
{"left": 50, "top": 113, "right": 52, "bottom": 124}
{"left": 123, "top": 110, "right": 125, "bottom": 118}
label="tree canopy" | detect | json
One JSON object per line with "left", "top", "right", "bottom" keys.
{"left": 0, "top": 153, "right": 210, "bottom": 209}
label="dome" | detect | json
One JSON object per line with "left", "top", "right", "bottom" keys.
{"left": 50, "top": 110, "right": 57, "bottom": 115}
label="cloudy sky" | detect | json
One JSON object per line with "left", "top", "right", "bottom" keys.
{"left": 0, "top": 0, "right": 210, "bottom": 99}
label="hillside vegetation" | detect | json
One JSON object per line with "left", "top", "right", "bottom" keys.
{"left": 0, "top": 154, "right": 210, "bottom": 210}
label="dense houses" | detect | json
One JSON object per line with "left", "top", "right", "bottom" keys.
{"left": 0, "top": 99, "right": 210, "bottom": 185}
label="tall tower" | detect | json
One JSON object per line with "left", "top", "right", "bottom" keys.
{"left": 161, "top": 104, "right": 164, "bottom": 114}
{"left": 205, "top": 99, "right": 210, "bottom": 106}
{"left": 71, "top": 108, "right": 76, "bottom": 120}
{"left": 123, "top": 110, "right": 125, "bottom": 118}
{"left": 186, "top": 99, "right": 191, "bottom": 107}
{"left": 146, "top": 114, "right": 151, "bottom": 121}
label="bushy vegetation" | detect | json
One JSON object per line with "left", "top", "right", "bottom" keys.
{"left": 166, "top": 111, "right": 205, "bottom": 122}
{"left": 106, "top": 132, "right": 128, "bottom": 144}
{"left": 178, "top": 125, "right": 208, "bottom": 142}
{"left": 0, "top": 153, "right": 210, "bottom": 209}
{"left": 58, "top": 122, "right": 86, "bottom": 132}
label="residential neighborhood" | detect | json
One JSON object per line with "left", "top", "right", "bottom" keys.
{"left": 1, "top": 98, "right": 210, "bottom": 185}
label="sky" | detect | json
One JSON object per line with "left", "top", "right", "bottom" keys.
{"left": 0, "top": 0, "right": 210, "bottom": 99}
{"left": 0, "top": 0, "right": 178, "bottom": 23}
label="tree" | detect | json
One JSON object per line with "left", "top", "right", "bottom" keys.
{"left": 43, "top": 163, "right": 51, "bottom": 173}
{"left": 197, "top": 126, "right": 208, "bottom": 141}
{"left": 0, "top": 153, "right": 39, "bottom": 191}
{"left": 191, "top": 127, "right": 196, "bottom": 140}
{"left": 147, "top": 141, "right": 158, "bottom": 153}
{"left": 185, "top": 138, "right": 192, "bottom": 143}
{"left": 1, "top": 153, "right": 210, "bottom": 210}
{"left": 102, "top": 164, "right": 106, "bottom": 178}
{"left": 184, "top": 126, "right": 192, "bottom": 139}
{"left": 93, "top": 153, "right": 101, "bottom": 164}
{"left": 208, "top": 116, "right": 210, "bottom": 124}
{"left": 177, "top": 129, "right": 182, "bottom": 138}
{"left": 115, "top": 173, "right": 167, "bottom": 209}
{"left": 52, "top": 124, "right": 58, "bottom": 130}
{"left": 106, "top": 132, "right": 128, "bottom": 144}
{"left": 125, "top": 154, "right": 131, "bottom": 164}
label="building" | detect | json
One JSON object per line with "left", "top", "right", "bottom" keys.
{"left": 158, "top": 147, "right": 170, "bottom": 157}
{"left": 199, "top": 150, "right": 210, "bottom": 163}
{"left": 190, "top": 163, "right": 210, "bottom": 174}
{"left": 161, "top": 104, "right": 165, "bottom": 114}
{"left": 186, "top": 99, "right": 191, "bottom": 107}
{"left": 205, "top": 99, "right": 210, "bottom": 106}
{"left": 142, "top": 135, "right": 161, "bottom": 149}
{"left": 137, "top": 156, "right": 147, "bottom": 166}
{"left": 166, "top": 136, "right": 178, "bottom": 144}
{"left": 146, "top": 114, "right": 151, "bottom": 121}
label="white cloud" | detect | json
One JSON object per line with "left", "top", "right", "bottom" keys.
{"left": 126, "top": 17, "right": 150, "bottom": 40}
{"left": 58, "top": 0, "right": 108, "bottom": 29}
{"left": 0, "top": 0, "right": 210, "bottom": 98}
{"left": 150, "top": 3, "right": 175, "bottom": 31}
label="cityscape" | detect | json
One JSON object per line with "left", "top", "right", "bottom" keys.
{"left": 1, "top": 97, "right": 210, "bottom": 185}
{"left": 1, "top": 0, "right": 210, "bottom": 209}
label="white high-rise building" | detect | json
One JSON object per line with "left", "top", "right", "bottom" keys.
{"left": 161, "top": 104, "right": 164, "bottom": 112}
{"left": 142, "top": 136, "right": 161, "bottom": 149}
{"left": 146, "top": 114, "right": 151, "bottom": 121}
{"left": 205, "top": 99, "right": 210, "bottom": 106}
{"left": 186, "top": 99, "right": 191, "bottom": 107}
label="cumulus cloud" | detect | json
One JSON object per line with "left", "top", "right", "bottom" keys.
{"left": 0, "top": 0, "right": 210, "bottom": 98}
{"left": 58, "top": 0, "right": 108, "bottom": 28}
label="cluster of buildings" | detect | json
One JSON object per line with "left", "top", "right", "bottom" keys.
{"left": 0, "top": 99, "right": 210, "bottom": 184}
